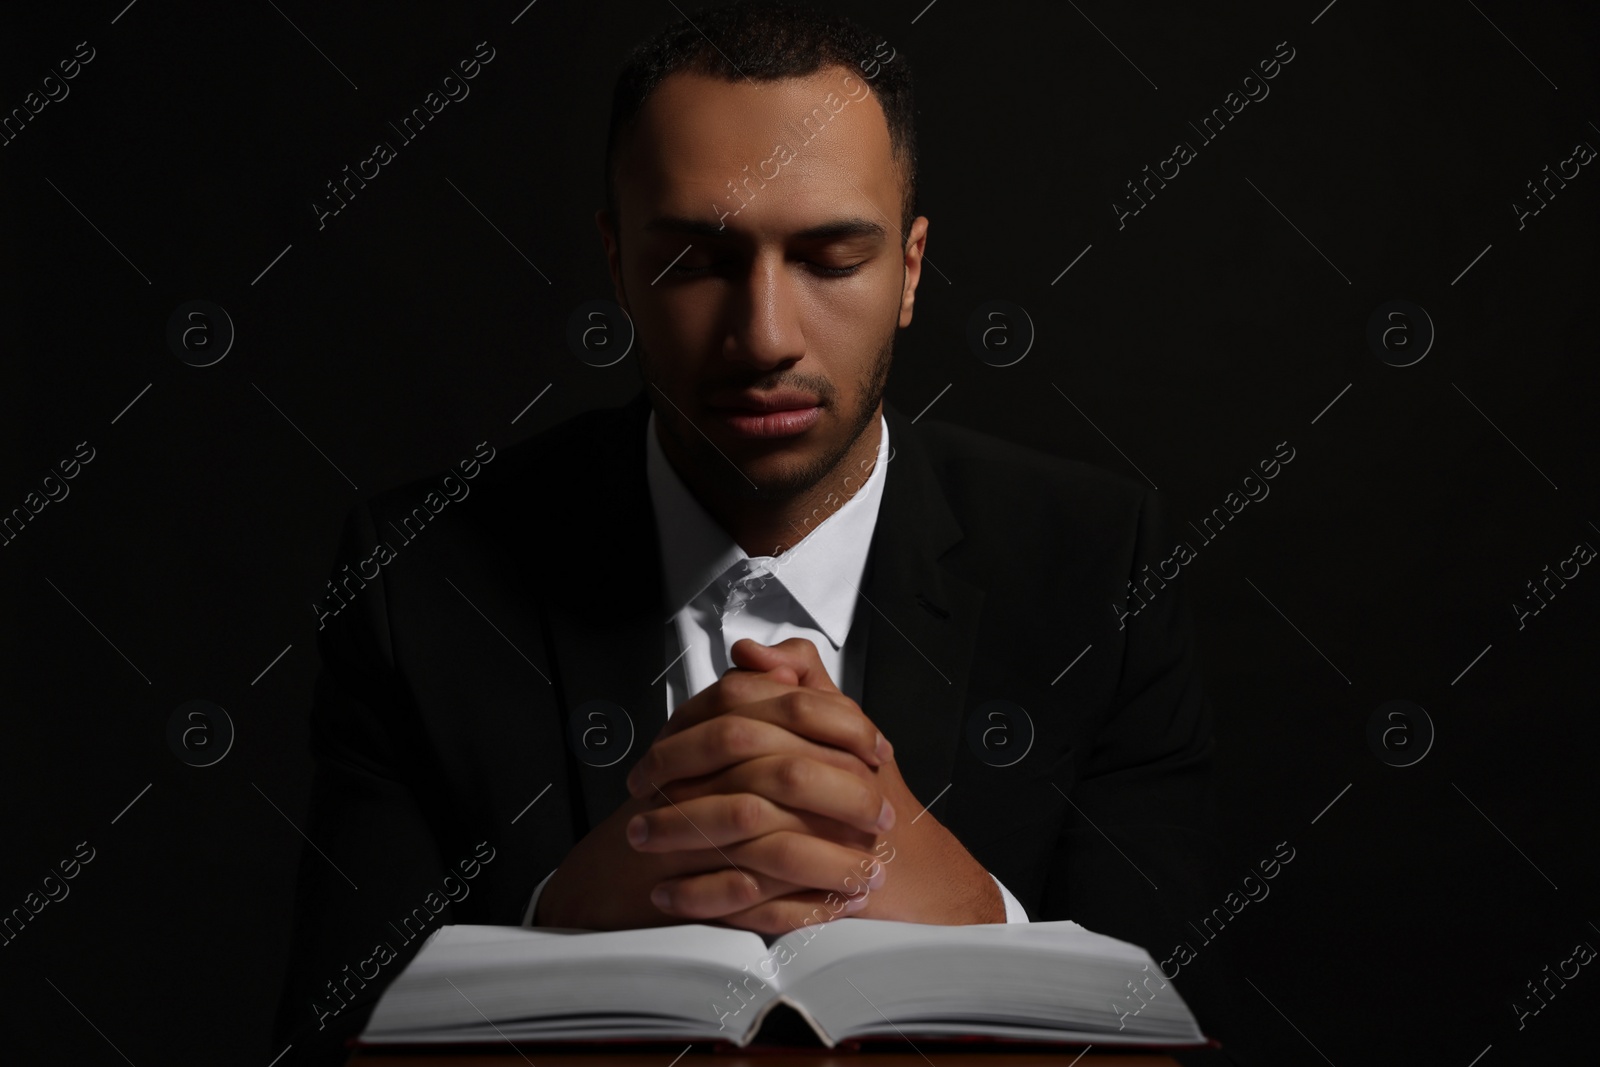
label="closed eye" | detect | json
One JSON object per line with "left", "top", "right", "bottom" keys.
{"left": 668, "top": 261, "right": 863, "bottom": 278}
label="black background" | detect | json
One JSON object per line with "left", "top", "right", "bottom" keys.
{"left": 2, "top": 1, "right": 1597, "bottom": 1064}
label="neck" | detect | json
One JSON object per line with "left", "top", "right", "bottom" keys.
{"left": 656, "top": 405, "right": 883, "bottom": 559}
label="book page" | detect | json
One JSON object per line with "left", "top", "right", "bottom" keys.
{"left": 759, "top": 916, "right": 1146, "bottom": 987}
{"left": 743, "top": 918, "right": 1198, "bottom": 1044}
{"left": 363, "top": 923, "right": 773, "bottom": 1039}
{"left": 465, "top": 922, "right": 769, "bottom": 969}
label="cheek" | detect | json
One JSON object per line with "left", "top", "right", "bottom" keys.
{"left": 803, "top": 274, "right": 894, "bottom": 358}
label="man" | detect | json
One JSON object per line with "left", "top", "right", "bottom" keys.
{"left": 273, "top": 3, "right": 1244, "bottom": 1063}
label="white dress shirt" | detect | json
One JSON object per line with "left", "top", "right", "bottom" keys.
{"left": 522, "top": 407, "right": 1027, "bottom": 925}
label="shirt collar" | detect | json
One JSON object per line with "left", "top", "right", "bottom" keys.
{"left": 645, "top": 407, "right": 890, "bottom": 651}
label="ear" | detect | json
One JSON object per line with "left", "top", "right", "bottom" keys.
{"left": 897, "top": 215, "right": 929, "bottom": 328}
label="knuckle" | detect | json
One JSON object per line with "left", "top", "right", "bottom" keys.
{"left": 727, "top": 793, "right": 764, "bottom": 836}
{"left": 732, "top": 901, "right": 784, "bottom": 936}
{"left": 743, "top": 913, "right": 783, "bottom": 936}
{"left": 719, "top": 671, "right": 755, "bottom": 706}
{"left": 767, "top": 831, "right": 805, "bottom": 876}
{"left": 727, "top": 872, "right": 763, "bottom": 908}
{"left": 717, "top": 715, "right": 755, "bottom": 756}
{"left": 775, "top": 755, "right": 811, "bottom": 792}
{"left": 780, "top": 688, "right": 811, "bottom": 723}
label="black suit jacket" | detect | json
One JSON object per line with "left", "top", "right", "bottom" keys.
{"left": 272, "top": 389, "right": 1245, "bottom": 1064}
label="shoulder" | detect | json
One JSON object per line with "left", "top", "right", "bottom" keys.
{"left": 904, "top": 413, "right": 1152, "bottom": 546}
{"left": 360, "top": 397, "right": 636, "bottom": 532}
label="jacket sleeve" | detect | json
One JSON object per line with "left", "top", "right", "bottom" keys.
{"left": 1038, "top": 485, "right": 1247, "bottom": 1053}
{"left": 269, "top": 500, "right": 468, "bottom": 1066}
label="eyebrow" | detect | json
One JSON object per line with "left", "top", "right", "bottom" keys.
{"left": 642, "top": 215, "right": 889, "bottom": 243}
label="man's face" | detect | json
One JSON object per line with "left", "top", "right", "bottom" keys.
{"left": 601, "top": 65, "right": 926, "bottom": 501}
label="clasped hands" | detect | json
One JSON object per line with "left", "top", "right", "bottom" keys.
{"left": 534, "top": 637, "right": 1003, "bottom": 933}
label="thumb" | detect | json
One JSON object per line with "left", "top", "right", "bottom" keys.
{"left": 729, "top": 638, "right": 839, "bottom": 693}
{"left": 723, "top": 660, "right": 799, "bottom": 686}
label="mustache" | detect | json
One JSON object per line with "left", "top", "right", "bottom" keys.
{"left": 705, "top": 377, "right": 834, "bottom": 400}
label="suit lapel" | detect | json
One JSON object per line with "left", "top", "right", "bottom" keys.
{"left": 860, "top": 400, "right": 984, "bottom": 815}
{"left": 541, "top": 391, "right": 982, "bottom": 834}
{"left": 541, "top": 391, "right": 666, "bottom": 835}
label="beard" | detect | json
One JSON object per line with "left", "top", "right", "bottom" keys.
{"left": 641, "top": 320, "right": 895, "bottom": 505}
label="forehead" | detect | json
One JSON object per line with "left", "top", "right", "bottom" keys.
{"left": 618, "top": 66, "right": 900, "bottom": 236}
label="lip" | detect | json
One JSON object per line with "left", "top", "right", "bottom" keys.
{"left": 706, "top": 389, "right": 823, "bottom": 413}
{"left": 705, "top": 389, "right": 824, "bottom": 439}
{"left": 711, "top": 405, "right": 822, "bottom": 438}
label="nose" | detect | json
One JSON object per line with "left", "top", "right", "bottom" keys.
{"left": 725, "top": 250, "right": 806, "bottom": 372}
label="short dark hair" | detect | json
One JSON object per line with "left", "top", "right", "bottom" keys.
{"left": 603, "top": 0, "right": 917, "bottom": 241}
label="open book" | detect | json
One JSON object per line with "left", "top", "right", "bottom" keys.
{"left": 358, "top": 918, "right": 1207, "bottom": 1049}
